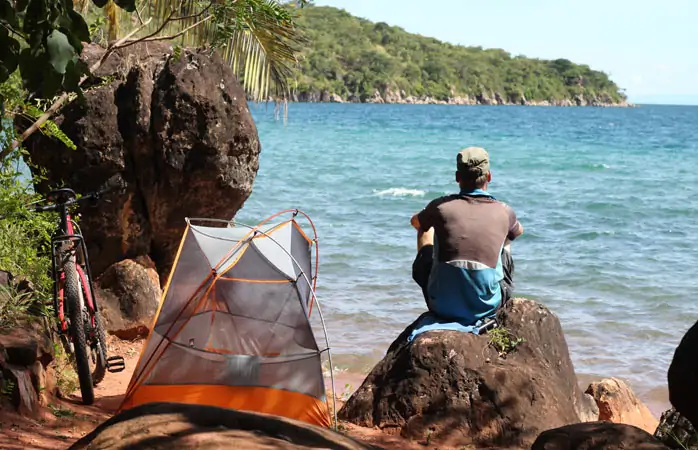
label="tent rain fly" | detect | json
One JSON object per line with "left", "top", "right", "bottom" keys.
{"left": 118, "top": 211, "right": 336, "bottom": 428}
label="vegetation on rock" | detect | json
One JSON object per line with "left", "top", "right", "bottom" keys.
{"left": 291, "top": 5, "right": 627, "bottom": 105}
{"left": 487, "top": 326, "right": 525, "bottom": 357}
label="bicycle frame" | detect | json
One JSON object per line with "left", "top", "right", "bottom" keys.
{"left": 50, "top": 203, "right": 99, "bottom": 336}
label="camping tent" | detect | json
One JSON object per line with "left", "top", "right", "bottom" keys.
{"left": 118, "top": 212, "right": 335, "bottom": 428}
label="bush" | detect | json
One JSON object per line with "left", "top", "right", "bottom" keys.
{"left": 0, "top": 128, "right": 55, "bottom": 304}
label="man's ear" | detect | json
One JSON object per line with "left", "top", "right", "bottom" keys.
{"left": 455, "top": 171, "right": 461, "bottom": 183}
{"left": 487, "top": 171, "right": 492, "bottom": 182}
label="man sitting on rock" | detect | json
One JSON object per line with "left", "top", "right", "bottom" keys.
{"left": 410, "top": 146, "right": 523, "bottom": 330}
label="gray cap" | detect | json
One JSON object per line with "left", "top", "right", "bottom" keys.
{"left": 457, "top": 147, "right": 490, "bottom": 177}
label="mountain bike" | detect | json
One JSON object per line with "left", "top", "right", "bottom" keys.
{"left": 34, "top": 182, "right": 126, "bottom": 405}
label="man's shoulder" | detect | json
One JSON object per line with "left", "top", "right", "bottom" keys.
{"left": 424, "top": 194, "right": 461, "bottom": 209}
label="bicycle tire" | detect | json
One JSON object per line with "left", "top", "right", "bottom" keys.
{"left": 92, "top": 306, "right": 108, "bottom": 385}
{"left": 64, "top": 258, "right": 95, "bottom": 405}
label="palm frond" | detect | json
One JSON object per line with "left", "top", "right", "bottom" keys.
{"left": 73, "top": 0, "right": 91, "bottom": 15}
{"left": 106, "top": 0, "right": 120, "bottom": 41}
{"left": 138, "top": 0, "right": 305, "bottom": 101}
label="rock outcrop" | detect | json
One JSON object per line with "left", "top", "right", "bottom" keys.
{"left": 654, "top": 408, "right": 698, "bottom": 449}
{"left": 94, "top": 256, "right": 162, "bottom": 340}
{"left": 0, "top": 323, "right": 56, "bottom": 416}
{"left": 585, "top": 378, "right": 658, "bottom": 433}
{"left": 69, "top": 402, "right": 377, "bottom": 449}
{"left": 299, "top": 89, "right": 633, "bottom": 107}
{"left": 532, "top": 422, "right": 670, "bottom": 450}
{"left": 0, "top": 272, "right": 56, "bottom": 416}
{"left": 668, "top": 318, "right": 698, "bottom": 428}
{"left": 20, "top": 43, "right": 261, "bottom": 283}
{"left": 338, "top": 298, "right": 595, "bottom": 449}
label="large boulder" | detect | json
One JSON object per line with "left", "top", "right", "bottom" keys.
{"left": 585, "top": 378, "right": 658, "bottom": 433}
{"left": 69, "top": 402, "right": 378, "bottom": 449}
{"left": 532, "top": 422, "right": 670, "bottom": 450}
{"left": 21, "top": 42, "right": 261, "bottom": 282}
{"left": 95, "top": 256, "right": 161, "bottom": 340}
{"left": 668, "top": 318, "right": 698, "bottom": 428}
{"left": 338, "top": 298, "right": 595, "bottom": 449}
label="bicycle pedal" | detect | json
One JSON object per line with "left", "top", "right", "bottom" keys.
{"left": 106, "top": 355, "right": 125, "bottom": 373}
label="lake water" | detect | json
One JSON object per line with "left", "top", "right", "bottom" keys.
{"left": 238, "top": 103, "right": 698, "bottom": 414}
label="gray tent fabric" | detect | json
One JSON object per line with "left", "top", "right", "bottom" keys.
{"left": 120, "top": 216, "right": 332, "bottom": 427}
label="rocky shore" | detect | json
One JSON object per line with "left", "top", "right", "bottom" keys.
{"left": 289, "top": 88, "right": 635, "bottom": 107}
{"left": 4, "top": 42, "right": 694, "bottom": 449}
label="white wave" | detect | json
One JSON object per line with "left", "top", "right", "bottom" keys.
{"left": 373, "top": 187, "right": 426, "bottom": 197}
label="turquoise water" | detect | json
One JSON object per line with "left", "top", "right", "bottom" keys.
{"left": 238, "top": 103, "right": 698, "bottom": 410}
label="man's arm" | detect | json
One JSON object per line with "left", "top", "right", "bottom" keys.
{"left": 506, "top": 205, "right": 524, "bottom": 241}
{"left": 410, "top": 213, "right": 422, "bottom": 230}
{"left": 411, "top": 201, "right": 435, "bottom": 232}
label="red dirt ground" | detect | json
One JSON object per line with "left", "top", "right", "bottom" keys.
{"left": 0, "top": 337, "right": 441, "bottom": 450}
{"left": 0, "top": 336, "right": 141, "bottom": 449}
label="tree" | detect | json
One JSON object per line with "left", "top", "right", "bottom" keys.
{"left": 290, "top": 5, "right": 627, "bottom": 105}
{"left": 0, "top": 0, "right": 309, "bottom": 155}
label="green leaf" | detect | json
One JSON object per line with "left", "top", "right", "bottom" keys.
{"left": 67, "top": 10, "right": 90, "bottom": 43}
{"left": 23, "top": 0, "right": 47, "bottom": 33}
{"left": 41, "top": 65, "right": 63, "bottom": 98}
{"left": 15, "top": 0, "right": 29, "bottom": 13}
{"left": 0, "top": 35, "right": 20, "bottom": 83}
{"left": 0, "top": 0, "right": 19, "bottom": 27}
{"left": 46, "top": 29, "right": 76, "bottom": 75}
{"left": 113, "top": 0, "right": 136, "bottom": 13}
{"left": 18, "top": 47, "right": 44, "bottom": 92}
{"left": 63, "top": 59, "right": 87, "bottom": 92}
{"left": 25, "top": 104, "right": 76, "bottom": 150}
{"left": 91, "top": 0, "right": 109, "bottom": 7}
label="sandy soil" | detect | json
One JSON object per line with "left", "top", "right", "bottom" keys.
{"left": 0, "top": 337, "right": 437, "bottom": 450}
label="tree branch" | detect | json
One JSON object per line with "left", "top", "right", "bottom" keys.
{"left": 6, "top": 0, "right": 215, "bottom": 160}
{"left": 10, "top": 18, "right": 153, "bottom": 153}
{"left": 118, "top": 15, "right": 212, "bottom": 47}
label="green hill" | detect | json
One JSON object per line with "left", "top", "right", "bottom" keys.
{"left": 291, "top": 5, "right": 628, "bottom": 106}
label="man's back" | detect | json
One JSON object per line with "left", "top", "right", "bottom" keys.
{"left": 416, "top": 190, "right": 521, "bottom": 323}
{"left": 411, "top": 147, "right": 523, "bottom": 324}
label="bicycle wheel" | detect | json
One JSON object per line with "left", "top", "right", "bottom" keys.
{"left": 91, "top": 305, "right": 108, "bottom": 385}
{"left": 64, "top": 257, "right": 95, "bottom": 405}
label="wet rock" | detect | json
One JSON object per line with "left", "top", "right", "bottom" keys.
{"left": 532, "top": 422, "right": 670, "bottom": 450}
{"left": 654, "top": 408, "right": 698, "bottom": 449}
{"left": 21, "top": 42, "right": 261, "bottom": 282}
{"left": 585, "top": 378, "right": 659, "bottom": 433}
{"left": 668, "top": 318, "right": 698, "bottom": 428}
{"left": 95, "top": 256, "right": 161, "bottom": 340}
{"left": 338, "top": 298, "right": 591, "bottom": 449}
{"left": 69, "top": 402, "right": 378, "bottom": 449}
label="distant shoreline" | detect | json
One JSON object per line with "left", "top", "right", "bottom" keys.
{"left": 293, "top": 99, "right": 635, "bottom": 108}
{"left": 260, "top": 92, "right": 635, "bottom": 108}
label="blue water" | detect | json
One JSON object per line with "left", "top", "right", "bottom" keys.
{"left": 238, "top": 103, "right": 698, "bottom": 410}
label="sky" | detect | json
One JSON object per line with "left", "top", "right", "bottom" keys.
{"left": 313, "top": 0, "right": 698, "bottom": 105}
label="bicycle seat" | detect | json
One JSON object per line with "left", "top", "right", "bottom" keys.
{"left": 47, "top": 188, "right": 77, "bottom": 204}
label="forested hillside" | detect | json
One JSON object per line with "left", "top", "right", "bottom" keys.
{"left": 291, "top": 5, "right": 628, "bottom": 106}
